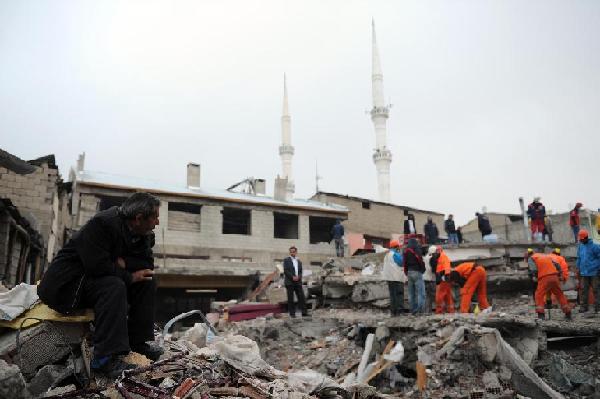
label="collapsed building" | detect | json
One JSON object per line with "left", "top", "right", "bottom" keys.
{"left": 67, "top": 154, "right": 348, "bottom": 322}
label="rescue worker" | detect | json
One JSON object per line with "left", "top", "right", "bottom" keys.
{"left": 569, "top": 203, "right": 583, "bottom": 243}
{"left": 430, "top": 246, "right": 454, "bottom": 314}
{"left": 449, "top": 262, "right": 490, "bottom": 313}
{"left": 526, "top": 250, "right": 571, "bottom": 320}
{"left": 548, "top": 248, "right": 570, "bottom": 308}
{"left": 527, "top": 197, "right": 546, "bottom": 242}
{"left": 576, "top": 229, "right": 600, "bottom": 313}
{"left": 382, "top": 240, "right": 407, "bottom": 316}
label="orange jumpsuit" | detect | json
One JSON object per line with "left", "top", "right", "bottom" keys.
{"left": 530, "top": 254, "right": 570, "bottom": 315}
{"left": 455, "top": 262, "right": 490, "bottom": 313}
{"left": 435, "top": 251, "right": 454, "bottom": 313}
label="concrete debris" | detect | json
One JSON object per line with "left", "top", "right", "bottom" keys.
{"left": 0, "top": 359, "right": 30, "bottom": 399}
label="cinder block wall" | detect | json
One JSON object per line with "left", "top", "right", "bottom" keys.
{"left": 0, "top": 163, "right": 60, "bottom": 249}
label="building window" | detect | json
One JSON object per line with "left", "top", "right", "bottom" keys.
{"left": 309, "top": 216, "right": 337, "bottom": 244}
{"left": 168, "top": 202, "right": 201, "bottom": 231}
{"left": 361, "top": 201, "right": 371, "bottom": 209}
{"left": 222, "top": 207, "right": 251, "bottom": 235}
{"left": 274, "top": 212, "right": 299, "bottom": 239}
{"left": 98, "top": 195, "right": 128, "bottom": 211}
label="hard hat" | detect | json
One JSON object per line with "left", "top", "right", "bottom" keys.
{"left": 578, "top": 229, "right": 589, "bottom": 240}
{"left": 427, "top": 245, "right": 437, "bottom": 255}
{"left": 553, "top": 248, "right": 561, "bottom": 255}
{"left": 527, "top": 248, "right": 534, "bottom": 253}
{"left": 390, "top": 239, "right": 401, "bottom": 248}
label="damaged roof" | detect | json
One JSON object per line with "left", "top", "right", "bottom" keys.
{"left": 76, "top": 170, "right": 349, "bottom": 214}
{"left": 0, "top": 148, "right": 36, "bottom": 175}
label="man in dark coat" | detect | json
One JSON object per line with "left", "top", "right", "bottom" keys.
{"left": 476, "top": 212, "right": 492, "bottom": 238}
{"left": 282, "top": 246, "right": 307, "bottom": 317}
{"left": 38, "top": 192, "right": 162, "bottom": 378}
{"left": 423, "top": 216, "right": 439, "bottom": 244}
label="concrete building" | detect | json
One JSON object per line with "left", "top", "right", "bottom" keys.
{"left": 68, "top": 157, "right": 348, "bottom": 320}
{"left": 0, "top": 149, "right": 67, "bottom": 286}
{"left": 370, "top": 20, "right": 393, "bottom": 203}
{"left": 311, "top": 192, "right": 444, "bottom": 255}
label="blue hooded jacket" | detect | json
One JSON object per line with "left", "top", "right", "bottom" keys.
{"left": 576, "top": 240, "right": 600, "bottom": 276}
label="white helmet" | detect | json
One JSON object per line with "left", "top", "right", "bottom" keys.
{"left": 427, "top": 245, "right": 437, "bottom": 255}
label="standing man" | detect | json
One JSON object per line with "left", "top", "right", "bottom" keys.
{"left": 445, "top": 215, "right": 458, "bottom": 245}
{"left": 330, "top": 219, "right": 345, "bottom": 257}
{"left": 449, "top": 262, "right": 490, "bottom": 313}
{"left": 38, "top": 193, "right": 162, "bottom": 378}
{"left": 570, "top": 203, "right": 583, "bottom": 243}
{"left": 527, "top": 197, "right": 546, "bottom": 242}
{"left": 456, "top": 227, "right": 463, "bottom": 244}
{"left": 526, "top": 251, "right": 571, "bottom": 320}
{"left": 576, "top": 230, "right": 600, "bottom": 313}
{"left": 544, "top": 216, "right": 554, "bottom": 243}
{"left": 283, "top": 246, "right": 308, "bottom": 318}
{"left": 382, "top": 240, "right": 406, "bottom": 316}
{"left": 424, "top": 216, "right": 439, "bottom": 245}
{"left": 476, "top": 212, "right": 492, "bottom": 239}
{"left": 404, "top": 214, "right": 417, "bottom": 235}
{"left": 403, "top": 238, "right": 426, "bottom": 314}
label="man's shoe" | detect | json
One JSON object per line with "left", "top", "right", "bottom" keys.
{"left": 130, "top": 342, "right": 164, "bottom": 362}
{"left": 581, "top": 305, "right": 589, "bottom": 313}
{"left": 565, "top": 313, "right": 572, "bottom": 321}
{"left": 537, "top": 313, "right": 545, "bottom": 320}
{"left": 91, "top": 355, "right": 136, "bottom": 379}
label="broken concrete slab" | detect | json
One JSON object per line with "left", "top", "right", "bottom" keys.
{"left": 0, "top": 359, "right": 31, "bottom": 399}
{"left": 27, "top": 364, "right": 73, "bottom": 397}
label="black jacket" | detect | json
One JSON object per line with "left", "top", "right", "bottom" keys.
{"left": 283, "top": 256, "right": 303, "bottom": 286}
{"left": 444, "top": 219, "right": 456, "bottom": 234}
{"left": 403, "top": 219, "right": 417, "bottom": 234}
{"left": 477, "top": 214, "right": 492, "bottom": 236}
{"left": 403, "top": 240, "right": 425, "bottom": 273}
{"left": 38, "top": 207, "right": 155, "bottom": 314}
{"left": 424, "top": 222, "right": 439, "bottom": 244}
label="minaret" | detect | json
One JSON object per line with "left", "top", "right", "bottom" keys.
{"left": 370, "top": 20, "right": 392, "bottom": 202}
{"left": 279, "top": 73, "right": 295, "bottom": 200}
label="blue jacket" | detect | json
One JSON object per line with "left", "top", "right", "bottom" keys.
{"left": 391, "top": 248, "right": 403, "bottom": 267}
{"left": 331, "top": 223, "right": 344, "bottom": 239}
{"left": 576, "top": 240, "right": 600, "bottom": 276}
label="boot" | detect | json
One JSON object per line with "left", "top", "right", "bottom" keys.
{"left": 130, "top": 342, "right": 164, "bottom": 362}
{"left": 565, "top": 312, "right": 572, "bottom": 321}
{"left": 581, "top": 305, "right": 589, "bottom": 313}
{"left": 537, "top": 312, "right": 545, "bottom": 320}
{"left": 91, "top": 355, "right": 137, "bottom": 379}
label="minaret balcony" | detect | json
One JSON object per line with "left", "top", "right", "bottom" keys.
{"left": 279, "top": 145, "right": 295, "bottom": 156}
{"left": 370, "top": 106, "right": 389, "bottom": 118}
{"left": 372, "top": 148, "right": 392, "bottom": 162}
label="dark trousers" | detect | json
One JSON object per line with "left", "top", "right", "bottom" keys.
{"left": 80, "top": 276, "right": 156, "bottom": 357}
{"left": 581, "top": 276, "right": 599, "bottom": 310}
{"left": 387, "top": 281, "right": 405, "bottom": 315}
{"left": 285, "top": 283, "right": 306, "bottom": 316}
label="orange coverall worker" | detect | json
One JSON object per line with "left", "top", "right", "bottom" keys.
{"left": 528, "top": 254, "right": 570, "bottom": 316}
{"left": 455, "top": 262, "right": 490, "bottom": 313}
{"left": 435, "top": 250, "right": 454, "bottom": 313}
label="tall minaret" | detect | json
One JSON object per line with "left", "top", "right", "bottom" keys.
{"left": 370, "top": 20, "right": 392, "bottom": 202}
{"left": 279, "top": 73, "right": 295, "bottom": 200}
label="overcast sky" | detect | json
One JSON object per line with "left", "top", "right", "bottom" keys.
{"left": 1, "top": 1, "right": 599, "bottom": 224}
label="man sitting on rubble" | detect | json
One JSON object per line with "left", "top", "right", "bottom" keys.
{"left": 526, "top": 250, "right": 571, "bottom": 320}
{"left": 449, "top": 262, "right": 490, "bottom": 313}
{"left": 38, "top": 192, "right": 163, "bottom": 378}
{"left": 429, "top": 246, "right": 454, "bottom": 314}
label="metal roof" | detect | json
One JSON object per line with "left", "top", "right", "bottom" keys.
{"left": 76, "top": 170, "right": 348, "bottom": 214}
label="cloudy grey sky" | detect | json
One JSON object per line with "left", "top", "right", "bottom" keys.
{"left": 1, "top": 1, "right": 599, "bottom": 224}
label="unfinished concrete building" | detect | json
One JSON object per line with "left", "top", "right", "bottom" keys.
{"left": 0, "top": 149, "right": 67, "bottom": 286}
{"left": 68, "top": 157, "right": 348, "bottom": 320}
{"left": 311, "top": 192, "right": 444, "bottom": 254}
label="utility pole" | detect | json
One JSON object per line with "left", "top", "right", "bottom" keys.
{"left": 315, "top": 160, "right": 322, "bottom": 193}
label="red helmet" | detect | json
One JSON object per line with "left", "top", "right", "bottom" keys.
{"left": 390, "top": 239, "right": 401, "bottom": 248}
{"left": 578, "top": 229, "right": 589, "bottom": 240}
